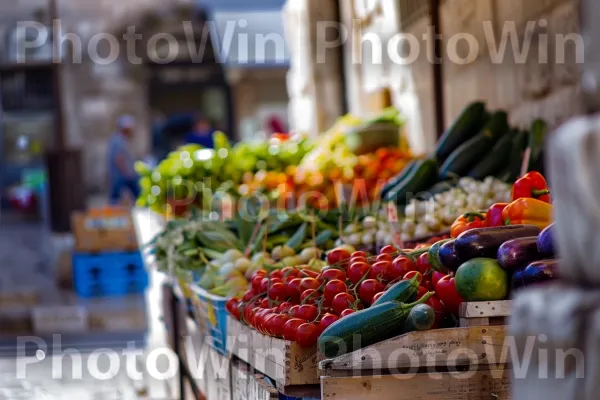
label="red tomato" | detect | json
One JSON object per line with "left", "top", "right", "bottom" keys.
{"left": 422, "top": 279, "right": 434, "bottom": 290}
{"left": 331, "top": 293, "right": 355, "bottom": 315}
{"left": 278, "top": 302, "right": 292, "bottom": 313}
{"left": 347, "top": 262, "right": 370, "bottom": 284}
{"left": 327, "top": 248, "right": 352, "bottom": 266}
{"left": 295, "top": 323, "right": 320, "bottom": 347}
{"left": 432, "top": 271, "right": 446, "bottom": 289}
{"left": 268, "top": 282, "right": 288, "bottom": 301}
{"left": 376, "top": 253, "right": 393, "bottom": 263}
{"left": 259, "top": 277, "right": 270, "bottom": 293}
{"left": 283, "top": 275, "right": 297, "bottom": 285}
{"left": 435, "top": 275, "right": 465, "bottom": 315}
{"left": 297, "top": 304, "right": 319, "bottom": 322}
{"left": 288, "top": 305, "right": 301, "bottom": 319}
{"left": 287, "top": 278, "right": 302, "bottom": 299}
{"left": 318, "top": 313, "right": 339, "bottom": 333}
{"left": 259, "top": 298, "right": 270, "bottom": 308}
{"left": 351, "top": 251, "right": 367, "bottom": 258}
{"left": 281, "top": 266, "right": 299, "bottom": 278}
{"left": 226, "top": 298, "right": 239, "bottom": 316}
{"left": 300, "top": 269, "right": 320, "bottom": 279}
{"left": 358, "top": 279, "right": 384, "bottom": 305}
{"left": 319, "top": 268, "right": 347, "bottom": 283}
{"left": 300, "top": 289, "right": 321, "bottom": 304}
{"left": 340, "top": 309, "right": 356, "bottom": 318}
{"left": 282, "top": 318, "right": 305, "bottom": 341}
{"left": 242, "top": 290, "right": 256, "bottom": 302}
{"left": 390, "top": 256, "right": 417, "bottom": 280}
{"left": 425, "top": 295, "right": 448, "bottom": 327}
{"left": 349, "top": 256, "right": 369, "bottom": 266}
{"left": 380, "top": 245, "right": 398, "bottom": 255}
{"left": 323, "top": 279, "right": 348, "bottom": 300}
{"left": 251, "top": 275, "right": 264, "bottom": 293}
{"left": 372, "top": 292, "right": 385, "bottom": 303}
{"left": 369, "top": 261, "right": 391, "bottom": 281}
{"left": 416, "top": 286, "right": 428, "bottom": 300}
{"left": 261, "top": 313, "right": 277, "bottom": 335}
{"left": 299, "top": 277, "right": 320, "bottom": 292}
{"left": 270, "top": 270, "right": 283, "bottom": 280}
{"left": 403, "top": 271, "right": 423, "bottom": 285}
{"left": 253, "top": 269, "right": 267, "bottom": 278}
{"left": 417, "top": 253, "right": 433, "bottom": 275}
{"left": 267, "top": 314, "right": 289, "bottom": 337}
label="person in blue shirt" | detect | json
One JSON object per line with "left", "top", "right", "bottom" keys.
{"left": 107, "top": 115, "right": 140, "bottom": 205}
{"left": 184, "top": 115, "right": 215, "bottom": 148}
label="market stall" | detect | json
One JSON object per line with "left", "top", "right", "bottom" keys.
{"left": 135, "top": 94, "right": 562, "bottom": 400}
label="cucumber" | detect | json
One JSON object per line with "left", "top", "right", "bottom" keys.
{"left": 467, "top": 132, "right": 514, "bottom": 179}
{"left": 527, "top": 119, "right": 548, "bottom": 174}
{"left": 380, "top": 160, "right": 419, "bottom": 199}
{"left": 406, "top": 247, "right": 431, "bottom": 260}
{"left": 285, "top": 223, "right": 307, "bottom": 251}
{"left": 372, "top": 276, "right": 419, "bottom": 306}
{"left": 435, "top": 101, "right": 488, "bottom": 163}
{"left": 318, "top": 295, "right": 432, "bottom": 358}
{"left": 428, "top": 239, "right": 452, "bottom": 272}
{"left": 403, "top": 304, "right": 436, "bottom": 333}
{"left": 439, "top": 112, "right": 509, "bottom": 180}
{"left": 496, "top": 130, "right": 528, "bottom": 182}
{"left": 384, "top": 159, "right": 439, "bottom": 205}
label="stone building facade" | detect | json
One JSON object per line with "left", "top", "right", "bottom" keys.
{"left": 0, "top": 0, "right": 289, "bottom": 194}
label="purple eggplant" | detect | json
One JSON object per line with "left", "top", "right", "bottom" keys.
{"left": 437, "top": 240, "right": 462, "bottom": 272}
{"left": 455, "top": 225, "right": 542, "bottom": 261}
{"left": 511, "top": 268, "right": 525, "bottom": 292}
{"left": 497, "top": 237, "right": 544, "bottom": 271}
{"left": 522, "top": 260, "right": 559, "bottom": 287}
{"left": 537, "top": 223, "right": 555, "bottom": 257}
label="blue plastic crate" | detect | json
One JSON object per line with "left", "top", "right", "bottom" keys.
{"left": 191, "top": 285, "right": 228, "bottom": 356}
{"left": 72, "top": 252, "right": 149, "bottom": 298}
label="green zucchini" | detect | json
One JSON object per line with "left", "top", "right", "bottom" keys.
{"left": 403, "top": 304, "right": 436, "bottom": 333}
{"left": 428, "top": 239, "right": 452, "bottom": 272}
{"left": 467, "top": 131, "right": 514, "bottom": 180}
{"left": 315, "top": 229, "right": 334, "bottom": 247}
{"left": 406, "top": 247, "right": 431, "bottom": 260}
{"left": 380, "top": 160, "right": 419, "bottom": 199}
{"left": 439, "top": 112, "right": 509, "bottom": 180}
{"left": 495, "top": 130, "right": 528, "bottom": 183}
{"left": 384, "top": 159, "right": 439, "bottom": 205}
{"left": 527, "top": 119, "right": 548, "bottom": 174}
{"left": 435, "top": 102, "right": 488, "bottom": 163}
{"left": 285, "top": 223, "right": 307, "bottom": 251}
{"left": 318, "top": 294, "right": 433, "bottom": 358}
{"left": 372, "top": 276, "right": 419, "bottom": 306}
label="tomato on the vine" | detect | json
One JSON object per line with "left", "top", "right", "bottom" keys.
{"left": 347, "top": 262, "right": 370, "bottom": 284}
{"left": 251, "top": 275, "right": 264, "bottom": 293}
{"left": 358, "top": 279, "right": 384, "bottom": 305}
{"left": 283, "top": 318, "right": 305, "bottom": 341}
{"left": 288, "top": 305, "right": 301, "bottom": 318}
{"left": 380, "top": 245, "right": 398, "bottom": 255}
{"left": 259, "top": 298, "right": 270, "bottom": 308}
{"left": 318, "top": 313, "right": 339, "bottom": 332}
{"left": 281, "top": 266, "right": 299, "bottom": 278}
{"left": 278, "top": 302, "right": 292, "bottom": 313}
{"left": 390, "top": 256, "right": 417, "bottom": 280}
{"left": 296, "top": 304, "right": 318, "bottom": 321}
{"left": 259, "top": 277, "right": 270, "bottom": 293}
{"left": 349, "top": 256, "right": 369, "bottom": 266}
{"left": 226, "top": 298, "right": 240, "bottom": 318}
{"left": 299, "top": 277, "right": 320, "bottom": 292}
{"left": 267, "top": 314, "right": 289, "bottom": 337}
{"left": 376, "top": 253, "right": 393, "bottom": 263}
{"left": 372, "top": 292, "right": 385, "bottom": 303}
{"left": 340, "top": 309, "right": 355, "bottom": 318}
{"left": 369, "top": 261, "right": 391, "bottom": 281}
{"left": 319, "top": 268, "right": 347, "bottom": 283}
{"left": 270, "top": 270, "right": 283, "bottom": 280}
{"left": 416, "top": 286, "right": 428, "bottom": 299}
{"left": 425, "top": 295, "right": 448, "bottom": 327}
{"left": 323, "top": 279, "right": 348, "bottom": 301}
{"left": 287, "top": 278, "right": 302, "bottom": 299}
{"left": 331, "top": 293, "right": 355, "bottom": 315}
{"left": 351, "top": 251, "right": 367, "bottom": 259}
{"left": 253, "top": 269, "right": 267, "bottom": 278}
{"left": 300, "top": 289, "right": 321, "bottom": 304}
{"left": 299, "top": 269, "right": 320, "bottom": 279}
{"left": 295, "top": 323, "right": 320, "bottom": 347}
{"left": 403, "top": 271, "right": 423, "bottom": 285}
{"left": 327, "top": 248, "right": 351, "bottom": 266}
{"left": 417, "top": 253, "right": 433, "bottom": 275}
{"left": 268, "top": 282, "right": 288, "bottom": 301}
{"left": 242, "top": 290, "right": 256, "bottom": 302}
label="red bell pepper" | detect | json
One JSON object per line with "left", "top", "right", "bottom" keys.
{"left": 511, "top": 171, "right": 551, "bottom": 203}
{"left": 486, "top": 203, "right": 509, "bottom": 227}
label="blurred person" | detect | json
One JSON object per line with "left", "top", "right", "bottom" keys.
{"left": 184, "top": 114, "right": 215, "bottom": 148}
{"left": 107, "top": 115, "right": 140, "bottom": 205}
{"left": 268, "top": 115, "right": 287, "bottom": 135}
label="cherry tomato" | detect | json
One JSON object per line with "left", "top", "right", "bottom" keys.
{"left": 323, "top": 279, "right": 348, "bottom": 301}
{"left": 281, "top": 266, "right": 299, "bottom": 278}
{"left": 226, "top": 298, "right": 239, "bottom": 316}
{"left": 376, "top": 253, "right": 393, "bottom": 263}
{"left": 432, "top": 271, "right": 446, "bottom": 289}
{"left": 417, "top": 253, "right": 433, "bottom": 275}
{"left": 278, "top": 302, "right": 292, "bottom": 313}
{"left": 242, "top": 290, "right": 256, "bottom": 302}
{"left": 340, "top": 309, "right": 356, "bottom": 318}
{"left": 331, "top": 293, "right": 355, "bottom": 315}
{"left": 267, "top": 314, "right": 289, "bottom": 337}
{"left": 435, "top": 275, "right": 465, "bottom": 315}
{"left": 283, "top": 275, "right": 297, "bottom": 285}
{"left": 380, "top": 245, "right": 398, "bottom": 255}
{"left": 319, "top": 268, "right": 347, "bottom": 283}
{"left": 347, "top": 262, "right": 370, "bottom": 284}
{"left": 270, "top": 270, "right": 283, "bottom": 280}
{"left": 295, "top": 323, "right": 320, "bottom": 347}
{"left": 403, "top": 271, "right": 423, "bottom": 285}
{"left": 283, "top": 318, "right": 306, "bottom": 341}
{"left": 253, "top": 269, "right": 267, "bottom": 278}
{"left": 287, "top": 278, "right": 302, "bottom": 299}
{"left": 318, "top": 313, "right": 339, "bottom": 332}
{"left": 268, "top": 282, "right": 288, "bottom": 301}
{"left": 300, "top": 289, "right": 321, "bottom": 304}
{"left": 416, "top": 286, "right": 428, "bottom": 299}
{"left": 299, "top": 269, "right": 320, "bottom": 279}
{"left": 358, "top": 279, "right": 384, "bottom": 305}
{"left": 297, "top": 304, "right": 319, "bottom": 321}
{"left": 390, "top": 256, "right": 417, "bottom": 280}
{"left": 300, "top": 277, "right": 320, "bottom": 292}
{"left": 349, "top": 256, "right": 369, "bottom": 266}
{"left": 261, "top": 313, "right": 277, "bottom": 335}
{"left": 422, "top": 279, "right": 434, "bottom": 290}
{"left": 288, "top": 305, "right": 301, "bottom": 319}
{"left": 327, "top": 248, "right": 352, "bottom": 266}
{"left": 425, "top": 295, "right": 448, "bottom": 327}
{"left": 372, "top": 292, "right": 385, "bottom": 303}
{"left": 259, "top": 277, "right": 270, "bottom": 293}
{"left": 369, "top": 261, "right": 391, "bottom": 281}
{"left": 251, "top": 275, "right": 264, "bottom": 293}
{"left": 260, "top": 298, "right": 270, "bottom": 308}
{"left": 351, "top": 251, "right": 367, "bottom": 259}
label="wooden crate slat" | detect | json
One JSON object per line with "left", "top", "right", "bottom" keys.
{"left": 319, "top": 326, "right": 508, "bottom": 371}
{"left": 460, "top": 301, "right": 512, "bottom": 319}
{"left": 321, "top": 368, "right": 512, "bottom": 400}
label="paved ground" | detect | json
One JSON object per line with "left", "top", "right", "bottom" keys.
{"left": 0, "top": 210, "right": 180, "bottom": 399}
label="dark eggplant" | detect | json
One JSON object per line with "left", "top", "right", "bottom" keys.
{"left": 511, "top": 268, "right": 525, "bottom": 292}
{"left": 497, "top": 237, "right": 544, "bottom": 271}
{"left": 455, "top": 225, "right": 542, "bottom": 261}
{"left": 522, "top": 259, "right": 559, "bottom": 287}
{"left": 537, "top": 223, "right": 555, "bottom": 257}
{"left": 437, "top": 240, "right": 463, "bottom": 272}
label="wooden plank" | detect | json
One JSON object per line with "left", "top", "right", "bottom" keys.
{"left": 319, "top": 326, "right": 508, "bottom": 371}
{"left": 460, "top": 301, "right": 512, "bottom": 319}
{"left": 321, "top": 368, "right": 512, "bottom": 400}
{"left": 227, "top": 316, "right": 319, "bottom": 386}
{"left": 206, "top": 345, "right": 232, "bottom": 400}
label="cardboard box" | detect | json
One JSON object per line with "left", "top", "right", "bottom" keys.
{"left": 0, "top": 309, "right": 33, "bottom": 336}
{"left": 72, "top": 207, "right": 138, "bottom": 253}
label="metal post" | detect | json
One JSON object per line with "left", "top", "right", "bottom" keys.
{"left": 48, "top": 0, "right": 65, "bottom": 150}
{"left": 430, "top": 0, "right": 445, "bottom": 137}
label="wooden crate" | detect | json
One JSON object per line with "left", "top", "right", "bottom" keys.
{"left": 231, "top": 359, "right": 279, "bottom": 400}
{"left": 459, "top": 300, "right": 511, "bottom": 327}
{"left": 227, "top": 316, "right": 320, "bottom": 391}
{"left": 205, "top": 343, "right": 232, "bottom": 400}
{"left": 72, "top": 209, "right": 138, "bottom": 253}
